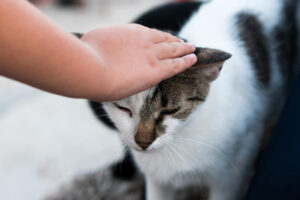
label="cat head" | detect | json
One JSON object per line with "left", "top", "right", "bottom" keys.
{"left": 103, "top": 47, "right": 231, "bottom": 152}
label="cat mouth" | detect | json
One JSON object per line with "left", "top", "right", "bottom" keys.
{"left": 132, "top": 146, "right": 152, "bottom": 152}
{"left": 136, "top": 141, "right": 152, "bottom": 150}
{"left": 130, "top": 143, "right": 155, "bottom": 152}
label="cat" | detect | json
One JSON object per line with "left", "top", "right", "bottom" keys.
{"left": 86, "top": 0, "right": 298, "bottom": 200}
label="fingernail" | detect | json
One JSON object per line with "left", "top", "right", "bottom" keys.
{"left": 185, "top": 54, "right": 197, "bottom": 63}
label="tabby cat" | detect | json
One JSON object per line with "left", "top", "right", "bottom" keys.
{"left": 87, "top": 0, "right": 298, "bottom": 200}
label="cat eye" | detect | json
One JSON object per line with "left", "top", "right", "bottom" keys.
{"left": 187, "top": 96, "right": 206, "bottom": 102}
{"left": 155, "top": 107, "right": 180, "bottom": 124}
{"left": 114, "top": 103, "right": 133, "bottom": 117}
{"left": 160, "top": 108, "right": 180, "bottom": 115}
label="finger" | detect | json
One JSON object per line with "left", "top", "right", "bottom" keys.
{"left": 150, "top": 29, "right": 183, "bottom": 44}
{"left": 158, "top": 54, "right": 197, "bottom": 79}
{"left": 155, "top": 42, "right": 195, "bottom": 60}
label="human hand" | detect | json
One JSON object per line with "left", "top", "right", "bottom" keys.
{"left": 81, "top": 24, "right": 197, "bottom": 101}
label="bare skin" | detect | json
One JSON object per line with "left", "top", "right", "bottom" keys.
{"left": 0, "top": 0, "right": 196, "bottom": 101}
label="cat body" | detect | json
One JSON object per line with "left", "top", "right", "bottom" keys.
{"left": 100, "top": 0, "right": 298, "bottom": 200}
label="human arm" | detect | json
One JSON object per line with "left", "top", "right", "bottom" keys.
{"left": 0, "top": 0, "right": 196, "bottom": 101}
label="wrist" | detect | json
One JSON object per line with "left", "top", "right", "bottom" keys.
{"left": 77, "top": 40, "right": 113, "bottom": 101}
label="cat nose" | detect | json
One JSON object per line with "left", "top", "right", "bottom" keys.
{"left": 135, "top": 141, "right": 152, "bottom": 150}
{"left": 135, "top": 127, "right": 156, "bottom": 150}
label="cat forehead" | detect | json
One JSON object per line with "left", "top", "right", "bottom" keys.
{"left": 118, "top": 88, "right": 156, "bottom": 111}
{"left": 121, "top": 76, "right": 209, "bottom": 106}
{"left": 117, "top": 86, "right": 164, "bottom": 120}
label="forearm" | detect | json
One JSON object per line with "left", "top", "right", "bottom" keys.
{"left": 0, "top": 0, "right": 105, "bottom": 100}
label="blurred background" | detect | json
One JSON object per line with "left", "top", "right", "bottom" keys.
{"left": 4, "top": 1, "right": 298, "bottom": 200}
{"left": 0, "top": 0, "right": 181, "bottom": 199}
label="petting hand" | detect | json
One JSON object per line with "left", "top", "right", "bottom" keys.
{"left": 81, "top": 24, "right": 197, "bottom": 101}
{"left": 0, "top": 0, "right": 196, "bottom": 102}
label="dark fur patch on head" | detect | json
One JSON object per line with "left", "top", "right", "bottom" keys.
{"left": 157, "top": 75, "right": 209, "bottom": 120}
{"left": 272, "top": 0, "right": 298, "bottom": 89}
{"left": 140, "top": 97, "right": 156, "bottom": 121}
{"left": 160, "top": 92, "right": 169, "bottom": 107}
{"left": 236, "top": 12, "right": 271, "bottom": 87}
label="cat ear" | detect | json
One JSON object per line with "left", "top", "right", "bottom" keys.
{"left": 194, "top": 47, "right": 232, "bottom": 82}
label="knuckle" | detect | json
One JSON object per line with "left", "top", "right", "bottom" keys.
{"left": 172, "top": 58, "right": 185, "bottom": 73}
{"left": 158, "top": 31, "right": 169, "bottom": 40}
{"left": 166, "top": 32, "right": 175, "bottom": 40}
{"left": 181, "top": 43, "right": 191, "bottom": 52}
{"left": 170, "top": 47, "right": 178, "bottom": 56}
{"left": 149, "top": 56, "right": 158, "bottom": 67}
{"left": 172, "top": 43, "right": 179, "bottom": 54}
{"left": 162, "top": 43, "right": 172, "bottom": 53}
{"left": 167, "top": 33, "right": 180, "bottom": 42}
{"left": 142, "top": 41, "right": 152, "bottom": 49}
{"left": 163, "top": 34, "right": 169, "bottom": 41}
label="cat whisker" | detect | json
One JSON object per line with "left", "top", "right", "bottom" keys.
{"left": 168, "top": 144, "right": 186, "bottom": 164}
{"left": 165, "top": 146, "right": 174, "bottom": 169}
{"left": 166, "top": 144, "right": 179, "bottom": 167}
{"left": 167, "top": 144, "right": 186, "bottom": 186}
{"left": 165, "top": 144, "right": 183, "bottom": 184}
{"left": 171, "top": 143, "right": 203, "bottom": 186}
{"left": 177, "top": 137, "right": 240, "bottom": 177}
{"left": 175, "top": 142, "right": 199, "bottom": 164}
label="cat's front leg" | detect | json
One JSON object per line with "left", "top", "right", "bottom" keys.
{"left": 146, "top": 179, "right": 173, "bottom": 200}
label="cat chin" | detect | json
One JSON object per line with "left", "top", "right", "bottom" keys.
{"left": 129, "top": 145, "right": 162, "bottom": 153}
{"left": 127, "top": 142, "right": 167, "bottom": 153}
{"left": 124, "top": 133, "right": 173, "bottom": 152}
